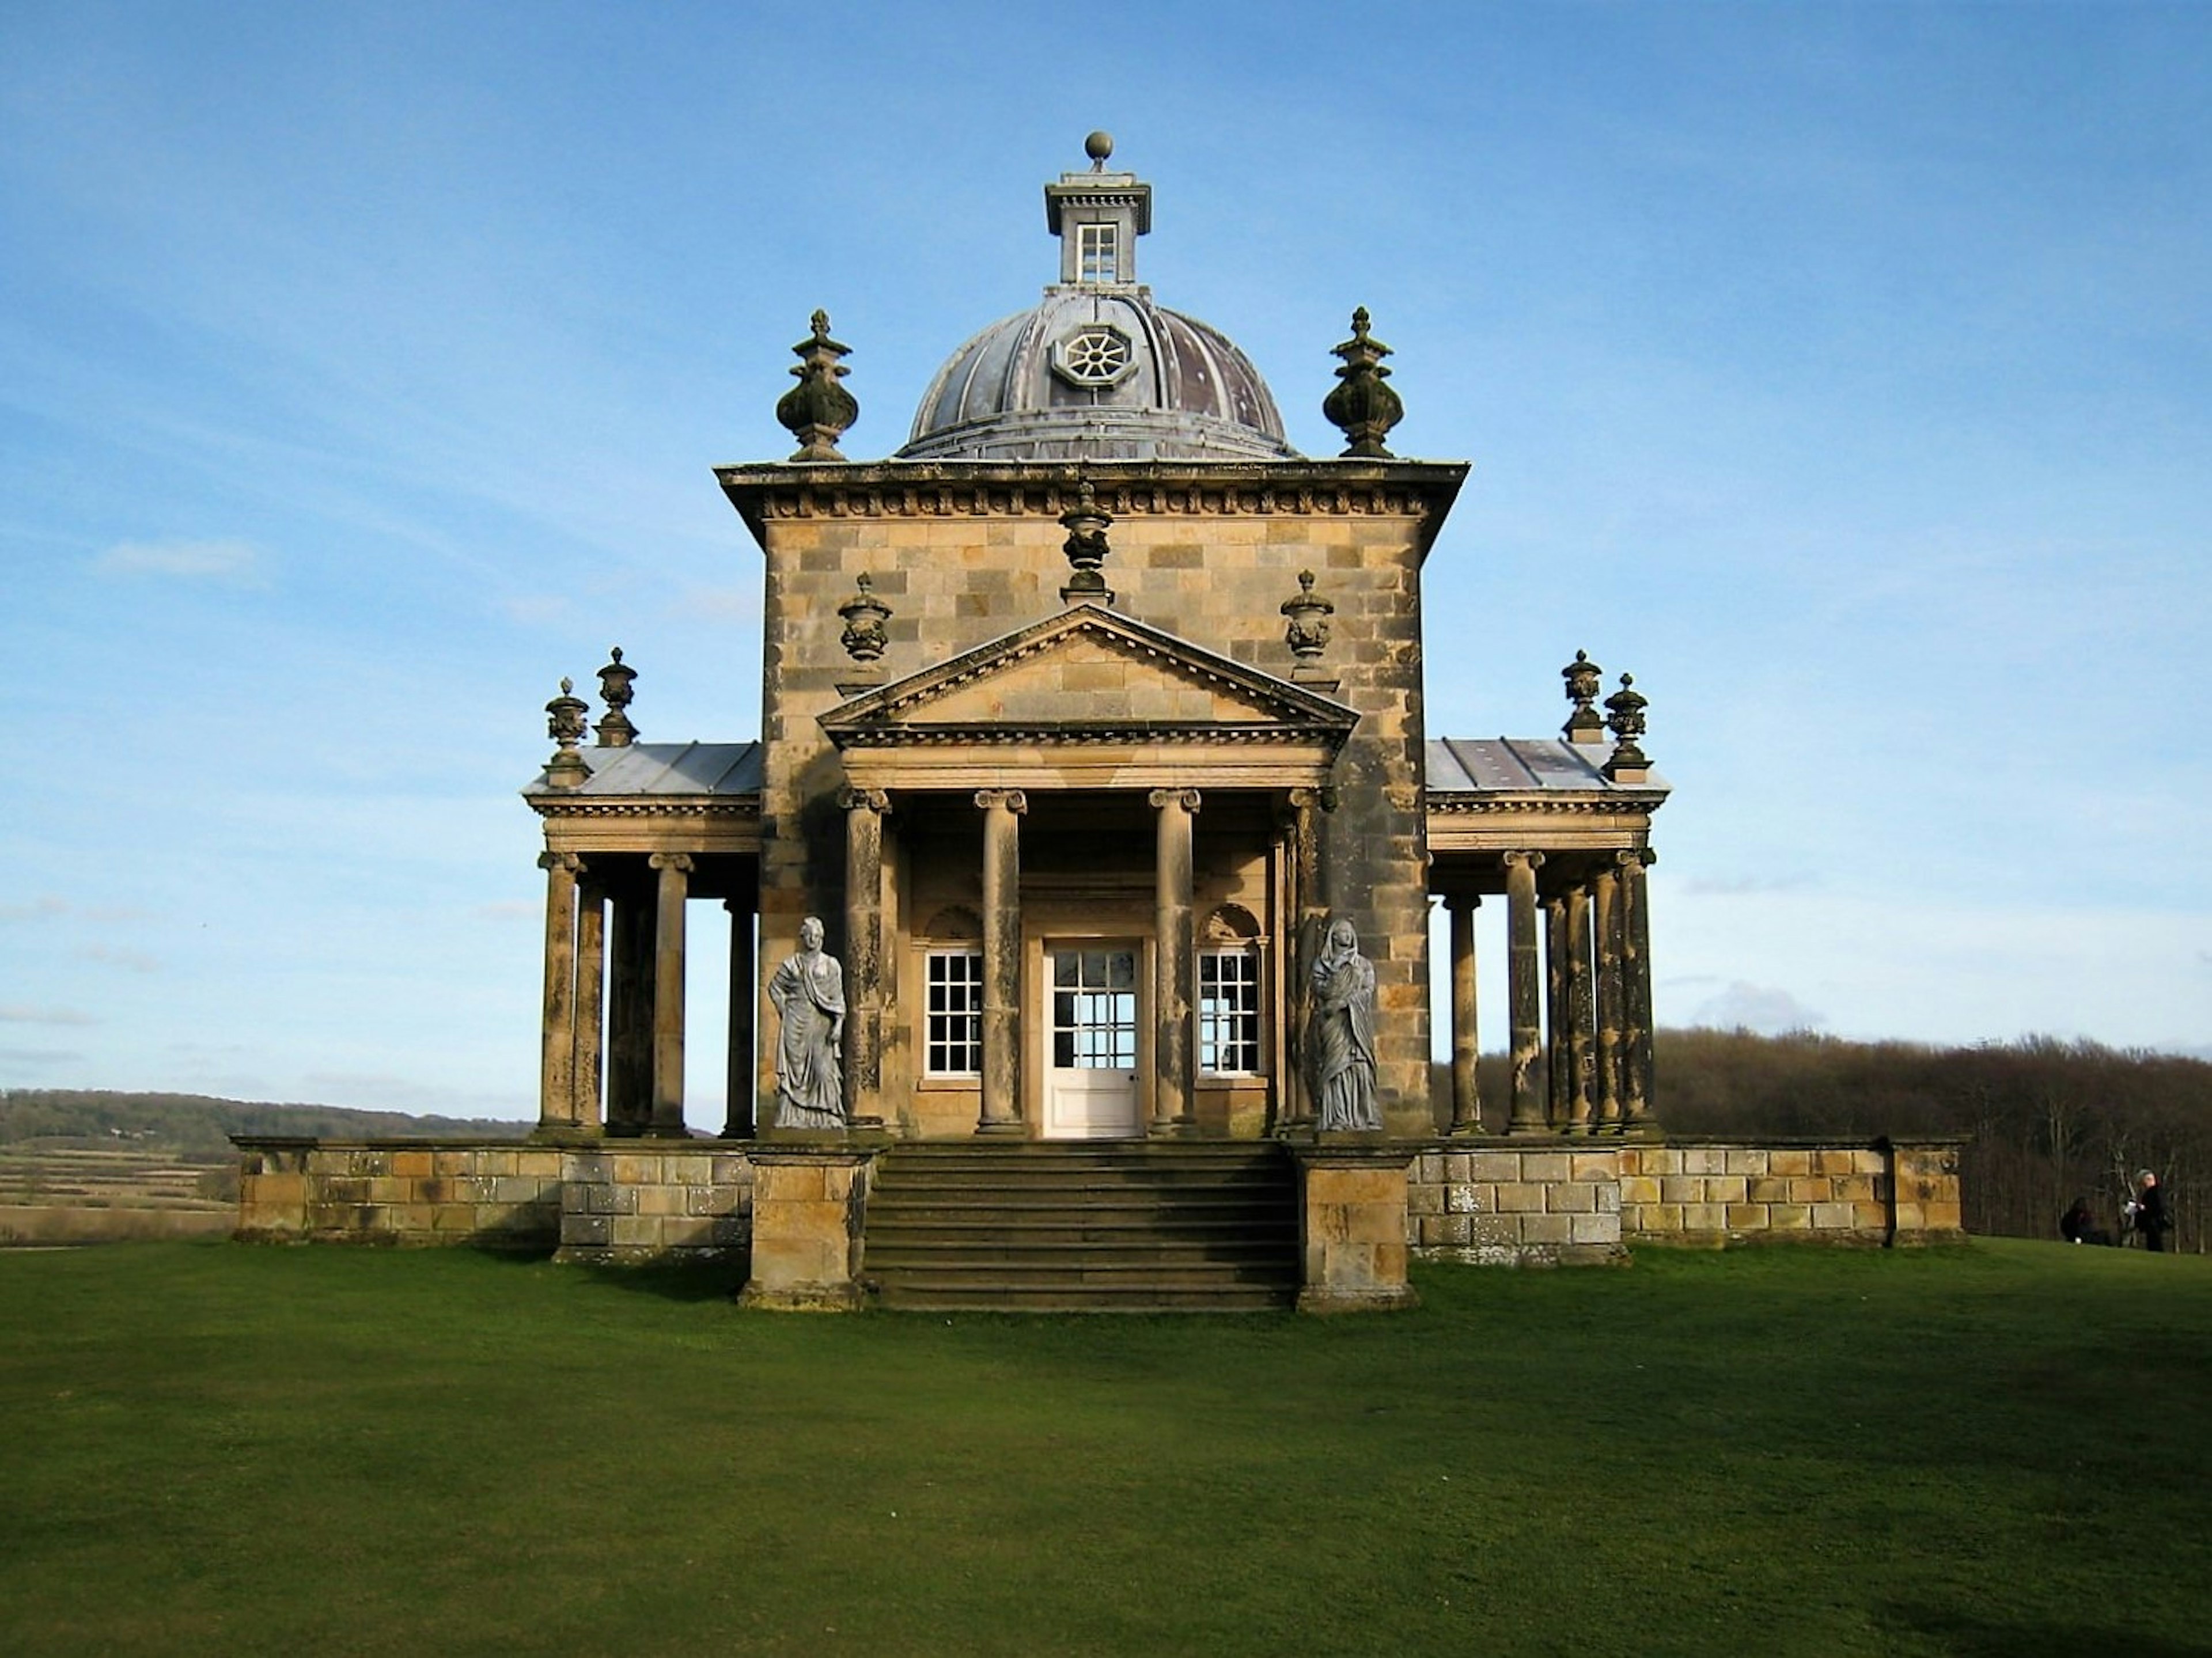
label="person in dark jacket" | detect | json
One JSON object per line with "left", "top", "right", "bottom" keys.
{"left": 2131, "top": 1170, "right": 2172, "bottom": 1252}
{"left": 2061, "top": 1197, "right": 2112, "bottom": 1246}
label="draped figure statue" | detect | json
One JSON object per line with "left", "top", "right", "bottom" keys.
{"left": 1305, "top": 918, "right": 1380, "bottom": 1132}
{"left": 770, "top": 916, "right": 846, "bottom": 1130}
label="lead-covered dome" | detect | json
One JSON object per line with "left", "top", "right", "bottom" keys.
{"left": 899, "top": 139, "right": 1298, "bottom": 463}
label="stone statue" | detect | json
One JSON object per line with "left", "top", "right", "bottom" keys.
{"left": 770, "top": 916, "right": 846, "bottom": 1130}
{"left": 1306, "top": 918, "right": 1380, "bottom": 1132}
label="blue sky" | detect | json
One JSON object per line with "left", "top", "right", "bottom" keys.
{"left": 2, "top": 2, "right": 2206, "bottom": 1125}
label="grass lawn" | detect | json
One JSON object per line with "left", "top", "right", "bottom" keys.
{"left": 2, "top": 1239, "right": 2207, "bottom": 1656}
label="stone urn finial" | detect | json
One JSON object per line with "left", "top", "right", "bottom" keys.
{"left": 544, "top": 676, "right": 592, "bottom": 789}
{"left": 838, "top": 572, "right": 892, "bottom": 662}
{"left": 1322, "top": 306, "right": 1404, "bottom": 459}
{"left": 1561, "top": 649, "right": 1605, "bottom": 744}
{"left": 1281, "top": 570, "right": 1335, "bottom": 662}
{"left": 775, "top": 309, "right": 859, "bottom": 462}
{"left": 1059, "top": 478, "right": 1115, "bottom": 604}
{"left": 594, "top": 646, "right": 638, "bottom": 748}
{"left": 1603, "top": 673, "right": 1652, "bottom": 781}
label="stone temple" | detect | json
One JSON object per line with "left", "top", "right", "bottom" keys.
{"left": 236, "top": 141, "right": 1964, "bottom": 1306}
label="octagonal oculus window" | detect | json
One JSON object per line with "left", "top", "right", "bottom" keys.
{"left": 1051, "top": 324, "right": 1137, "bottom": 389}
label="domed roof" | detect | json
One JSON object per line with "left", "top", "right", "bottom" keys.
{"left": 899, "top": 142, "right": 1298, "bottom": 463}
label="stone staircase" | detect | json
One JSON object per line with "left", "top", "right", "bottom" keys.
{"left": 862, "top": 1141, "right": 1300, "bottom": 1312}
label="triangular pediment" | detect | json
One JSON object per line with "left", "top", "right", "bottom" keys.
{"left": 820, "top": 605, "right": 1356, "bottom": 743}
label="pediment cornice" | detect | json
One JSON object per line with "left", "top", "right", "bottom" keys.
{"left": 819, "top": 604, "right": 1358, "bottom": 752}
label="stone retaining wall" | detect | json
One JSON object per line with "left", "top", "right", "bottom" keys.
{"left": 234, "top": 1139, "right": 565, "bottom": 1249}
{"left": 556, "top": 1145, "right": 752, "bottom": 1264}
{"left": 1406, "top": 1147, "right": 1627, "bottom": 1266}
{"left": 238, "top": 1133, "right": 1963, "bottom": 1273}
{"left": 1408, "top": 1137, "right": 1966, "bottom": 1265}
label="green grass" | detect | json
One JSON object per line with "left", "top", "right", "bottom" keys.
{"left": 2, "top": 1241, "right": 2207, "bottom": 1656}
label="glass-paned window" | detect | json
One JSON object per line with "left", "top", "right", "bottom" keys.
{"left": 1051, "top": 948, "right": 1139, "bottom": 1069}
{"left": 1078, "top": 223, "right": 1119, "bottom": 283}
{"left": 925, "top": 950, "right": 983, "bottom": 1076}
{"left": 1199, "top": 949, "right": 1262, "bottom": 1075}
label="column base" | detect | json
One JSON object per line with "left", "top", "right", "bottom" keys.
{"left": 737, "top": 1281, "right": 866, "bottom": 1312}
{"left": 972, "top": 1120, "right": 1028, "bottom": 1139}
{"left": 1297, "top": 1284, "right": 1421, "bottom": 1315}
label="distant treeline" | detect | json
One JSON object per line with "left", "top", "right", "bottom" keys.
{"left": 1447, "top": 1030, "right": 2207, "bottom": 1251}
{"left": 0, "top": 1090, "right": 531, "bottom": 1158}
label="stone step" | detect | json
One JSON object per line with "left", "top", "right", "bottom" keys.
{"left": 866, "top": 1235, "right": 1291, "bottom": 1264}
{"left": 864, "top": 1140, "right": 1299, "bottom": 1314}
{"left": 867, "top": 1198, "right": 1290, "bottom": 1225}
{"left": 874, "top": 1278, "right": 1294, "bottom": 1313}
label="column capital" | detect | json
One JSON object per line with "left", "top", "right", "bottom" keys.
{"left": 973, "top": 788, "right": 1028, "bottom": 815}
{"left": 1502, "top": 849, "right": 1546, "bottom": 873}
{"left": 838, "top": 786, "right": 891, "bottom": 814}
{"left": 648, "top": 852, "right": 695, "bottom": 874}
{"left": 1287, "top": 785, "right": 1338, "bottom": 813}
{"left": 539, "top": 851, "right": 584, "bottom": 875}
{"left": 1442, "top": 890, "right": 1482, "bottom": 913}
{"left": 1147, "top": 787, "right": 1202, "bottom": 813}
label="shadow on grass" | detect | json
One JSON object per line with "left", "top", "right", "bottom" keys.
{"left": 567, "top": 1255, "right": 749, "bottom": 1303}
{"left": 1885, "top": 1605, "right": 2212, "bottom": 1657}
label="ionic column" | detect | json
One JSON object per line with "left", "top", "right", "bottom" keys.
{"left": 1544, "top": 893, "right": 1569, "bottom": 1130}
{"left": 1593, "top": 862, "right": 1624, "bottom": 1133}
{"left": 647, "top": 852, "right": 692, "bottom": 1137}
{"left": 840, "top": 787, "right": 890, "bottom": 1128}
{"left": 572, "top": 875, "right": 605, "bottom": 1133}
{"left": 1505, "top": 851, "right": 1546, "bottom": 1133}
{"left": 1287, "top": 787, "right": 1333, "bottom": 936}
{"left": 1622, "top": 849, "right": 1657, "bottom": 1130}
{"left": 723, "top": 897, "right": 756, "bottom": 1139}
{"left": 1150, "top": 788, "right": 1201, "bottom": 1136}
{"left": 1566, "top": 882, "right": 1596, "bottom": 1134}
{"left": 975, "top": 790, "right": 1027, "bottom": 1135}
{"left": 1285, "top": 786, "right": 1334, "bottom": 1129}
{"left": 1446, "top": 892, "right": 1482, "bottom": 1135}
{"left": 537, "top": 851, "right": 583, "bottom": 1132}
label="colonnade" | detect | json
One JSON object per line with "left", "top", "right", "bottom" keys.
{"left": 536, "top": 849, "right": 757, "bottom": 1139}
{"left": 835, "top": 783, "right": 1221, "bottom": 1137}
{"left": 1438, "top": 848, "right": 1655, "bottom": 1137}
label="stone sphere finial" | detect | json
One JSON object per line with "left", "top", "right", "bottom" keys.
{"left": 1085, "top": 131, "right": 1114, "bottom": 168}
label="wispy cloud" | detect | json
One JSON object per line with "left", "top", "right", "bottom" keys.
{"left": 0, "top": 1047, "right": 85, "bottom": 1067}
{"left": 0, "top": 1005, "right": 97, "bottom": 1026}
{"left": 78, "top": 943, "right": 160, "bottom": 973}
{"left": 1681, "top": 873, "right": 1819, "bottom": 896}
{"left": 0, "top": 897, "right": 69, "bottom": 923}
{"left": 1690, "top": 981, "right": 1827, "bottom": 1035}
{"left": 472, "top": 899, "right": 536, "bottom": 921}
{"left": 499, "top": 594, "right": 574, "bottom": 625}
{"left": 93, "top": 538, "right": 269, "bottom": 586}
{"left": 676, "top": 585, "right": 757, "bottom": 622}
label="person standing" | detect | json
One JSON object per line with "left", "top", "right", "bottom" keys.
{"left": 2131, "top": 1169, "right": 2172, "bottom": 1253}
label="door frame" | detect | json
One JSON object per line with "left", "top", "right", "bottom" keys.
{"left": 1032, "top": 934, "right": 1151, "bottom": 1139}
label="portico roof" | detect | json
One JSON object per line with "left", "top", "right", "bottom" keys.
{"left": 524, "top": 741, "right": 762, "bottom": 799}
{"left": 1424, "top": 737, "right": 1668, "bottom": 797}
